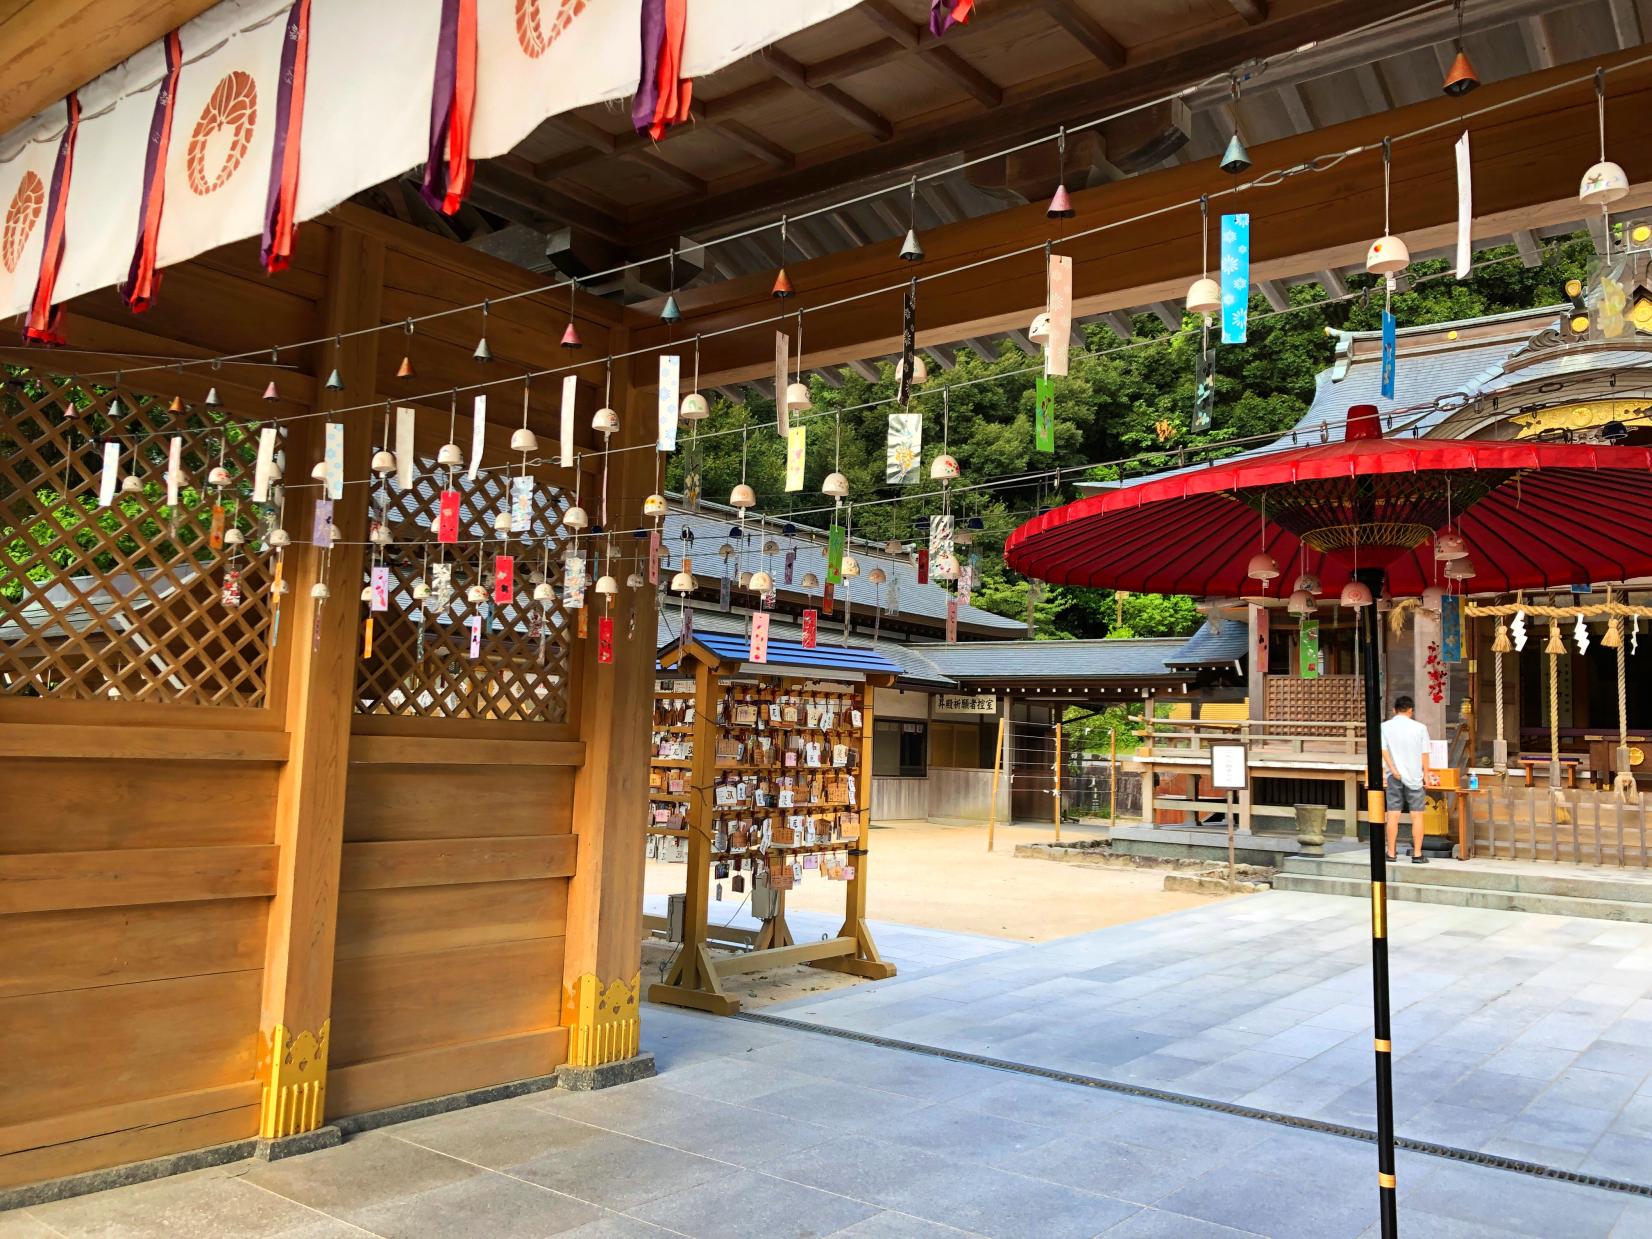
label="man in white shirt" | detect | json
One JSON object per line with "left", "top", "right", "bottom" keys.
{"left": 1380, "top": 695, "right": 1432, "bottom": 864}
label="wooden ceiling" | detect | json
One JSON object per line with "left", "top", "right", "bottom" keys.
{"left": 0, "top": 0, "right": 217, "bottom": 134}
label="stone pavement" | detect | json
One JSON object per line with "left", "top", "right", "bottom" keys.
{"left": 6, "top": 890, "right": 1652, "bottom": 1238}
{"left": 6, "top": 1002, "right": 1649, "bottom": 1239}
{"left": 770, "top": 890, "right": 1652, "bottom": 1183}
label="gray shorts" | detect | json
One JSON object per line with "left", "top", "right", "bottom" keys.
{"left": 1385, "top": 779, "right": 1425, "bottom": 813}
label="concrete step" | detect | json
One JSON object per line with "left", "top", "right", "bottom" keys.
{"left": 1271, "top": 870, "right": 1652, "bottom": 923}
{"left": 1280, "top": 854, "right": 1652, "bottom": 904}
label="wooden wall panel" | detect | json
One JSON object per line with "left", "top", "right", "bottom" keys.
{"left": 344, "top": 765, "right": 575, "bottom": 842}
{"left": 1, "top": 900, "right": 268, "bottom": 999}
{"left": 333, "top": 881, "right": 566, "bottom": 962}
{"left": 1, "top": 759, "right": 278, "bottom": 853}
{"left": 330, "top": 938, "right": 563, "bottom": 1067}
{"left": 327, "top": 1029, "right": 568, "bottom": 1117}
{"left": 0, "top": 970, "right": 261, "bottom": 1127}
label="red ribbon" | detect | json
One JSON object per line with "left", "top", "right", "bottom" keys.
{"left": 261, "top": 0, "right": 312, "bottom": 273}
{"left": 24, "top": 93, "right": 80, "bottom": 345}
{"left": 422, "top": 0, "right": 477, "bottom": 215}
{"left": 125, "top": 30, "right": 183, "bottom": 312}
{"left": 634, "top": 0, "right": 692, "bottom": 141}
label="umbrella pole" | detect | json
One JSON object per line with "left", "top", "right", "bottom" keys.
{"left": 1357, "top": 567, "right": 1399, "bottom": 1238}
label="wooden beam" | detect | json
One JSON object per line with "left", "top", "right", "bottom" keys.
{"left": 857, "top": 0, "right": 920, "bottom": 50}
{"left": 1150, "top": 303, "right": 1183, "bottom": 331}
{"left": 634, "top": 49, "right": 1652, "bottom": 385}
{"left": 1228, "top": 0, "right": 1268, "bottom": 23}
{"left": 637, "top": 0, "right": 1422, "bottom": 241}
{"left": 1036, "top": 0, "right": 1126, "bottom": 69}
{"left": 1258, "top": 279, "right": 1291, "bottom": 312}
{"left": 1317, "top": 269, "right": 1350, "bottom": 299}
{"left": 921, "top": 46, "right": 1004, "bottom": 109}
{"left": 1512, "top": 229, "right": 1545, "bottom": 267}
{"left": 761, "top": 46, "right": 893, "bottom": 141}
{"left": 1101, "top": 311, "right": 1134, "bottom": 338}
{"left": 257, "top": 224, "right": 385, "bottom": 1145}
{"left": 716, "top": 120, "right": 795, "bottom": 171}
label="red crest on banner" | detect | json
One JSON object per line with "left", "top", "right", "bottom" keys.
{"left": 2, "top": 172, "right": 43, "bottom": 273}
{"left": 187, "top": 72, "right": 259, "bottom": 196}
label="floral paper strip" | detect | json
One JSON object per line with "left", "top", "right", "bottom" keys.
{"left": 785, "top": 424, "right": 807, "bottom": 492}
{"left": 323, "top": 422, "right": 344, "bottom": 500}
{"left": 1220, "top": 213, "right": 1249, "bottom": 345}
{"left": 887, "top": 413, "right": 921, "bottom": 484}
{"left": 657, "top": 356, "right": 679, "bottom": 451}
{"left": 469, "top": 393, "right": 486, "bottom": 480}
{"left": 395, "top": 407, "right": 416, "bottom": 490}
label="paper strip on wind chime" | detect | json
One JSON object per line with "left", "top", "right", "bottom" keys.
{"left": 1220, "top": 214, "right": 1249, "bottom": 345}
{"left": 97, "top": 442, "right": 118, "bottom": 508}
{"left": 719, "top": 572, "right": 732, "bottom": 611}
{"left": 561, "top": 374, "right": 578, "bottom": 465}
{"left": 1046, "top": 254, "right": 1073, "bottom": 376}
{"left": 887, "top": 412, "right": 921, "bottom": 484}
{"left": 785, "top": 425, "right": 807, "bottom": 492}
{"left": 324, "top": 422, "right": 345, "bottom": 499}
{"left": 775, "top": 331, "right": 790, "bottom": 436}
{"left": 510, "top": 476, "right": 533, "bottom": 532}
{"left": 166, "top": 437, "right": 182, "bottom": 508}
{"left": 648, "top": 530, "right": 662, "bottom": 585}
{"left": 929, "top": 514, "right": 954, "bottom": 561}
{"left": 469, "top": 395, "right": 486, "bottom": 479}
{"left": 598, "top": 615, "right": 613, "bottom": 664}
{"left": 1034, "top": 376, "right": 1055, "bottom": 452}
{"left": 493, "top": 555, "right": 514, "bottom": 604}
{"left": 946, "top": 597, "right": 958, "bottom": 643}
{"left": 253, "top": 428, "right": 276, "bottom": 501}
{"left": 784, "top": 548, "right": 796, "bottom": 585}
{"left": 1455, "top": 131, "right": 1473, "bottom": 280}
{"left": 1381, "top": 310, "right": 1397, "bottom": 399}
{"left": 564, "top": 553, "right": 587, "bottom": 606}
{"left": 312, "top": 498, "right": 334, "bottom": 547}
{"left": 438, "top": 489, "right": 461, "bottom": 543}
{"left": 468, "top": 614, "right": 483, "bottom": 659}
{"left": 1442, "top": 596, "right": 1463, "bottom": 662}
{"left": 750, "top": 612, "right": 771, "bottom": 663}
{"left": 395, "top": 407, "right": 416, "bottom": 490}
{"left": 370, "top": 565, "right": 390, "bottom": 612}
{"left": 827, "top": 524, "right": 846, "bottom": 584}
{"left": 802, "top": 608, "right": 818, "bottom": 648}
{"left": 657, "top": 355, "right": 680, "bottom": 451}
{"left": 431, "top": 562, "right": 453, "bottom": 613}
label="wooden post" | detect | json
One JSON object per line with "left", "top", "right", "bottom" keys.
{"left": 257, "top": 226, "right": 384, "bottom": 1143}
{"left": 560, "top": 343, "right": 666, "bottom": 1075}
{"left": 1053, "top": 713, "right": 1063, "bottom": 843}
{"left": 1108, "top": 727, "right": 1118, "bottom": 823}
{"left": 986, "top": 716, "right": 1005, "bottom": 851}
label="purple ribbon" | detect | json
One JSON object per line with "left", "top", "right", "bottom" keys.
{"left": 632, "top": 0, "right": 666, "bottom": 135}
{"left": 124, "top": 31, "right": 181, "bottom": 303}
{"left": 260, "top": 0, "right": 306, "bottom": 270}
{"left": 421, "top": 0, "right": 460, "bottom": 210}
{"left": 928, "top": 1, "right": 959, "bottom": 36}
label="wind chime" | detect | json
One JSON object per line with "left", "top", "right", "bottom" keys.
{"left": 592, "top": 388, "right": 621, "bottom": 665}
{"left": 839, "top": 502, "right": 859, "bottom": 643}
{"left": 1367, "top": 138, "right": 1411, "bottom": 402}
{"left": 1186, "top": 195, "right": 1220, "bottom": 431}
{"left": 680, "top": 338, "right": 709, "bottom": 510}
{"left": 930, "top": 389, "right": 961, "bottom": 646}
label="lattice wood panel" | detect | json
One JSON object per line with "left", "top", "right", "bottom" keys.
{"left": 353, "top": 463, "right": 579, "bottom": 724}
{"left": 1267, "top": 674, "right": 1362, "bottom": 723}
{"left": 0, "top": 369, "right": 275, "bottom": 705}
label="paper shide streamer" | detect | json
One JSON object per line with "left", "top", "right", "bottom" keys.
{"left": 124, "top": 30, "right": 184, "bottom": 312}
{"left": 423, "top": 0, "right": 478, "bottom": 215}
{"left": 24, "top": 92, "right": 80, "bottom": 344}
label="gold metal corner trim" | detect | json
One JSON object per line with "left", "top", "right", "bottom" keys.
{"left": 562, "top": 972, "right": 642, "bottom": 1068}
{"left": 259, "top": 1019, "right": 330, "bottom": 1139}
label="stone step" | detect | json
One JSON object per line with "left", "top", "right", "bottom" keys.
{"left": 1271, "top": 870, "right": 1652, "bottom": 923}
{"left": 1280, "top": 855, "right": 1652, "bottom": 904}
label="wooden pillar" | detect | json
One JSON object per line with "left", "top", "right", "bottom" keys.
{"left": 812, "top": 676, "right": 895, "bottom": 979}
{"left": 258, "top": 226, "right": 384, "bottom": 1141}
{"left": 560, "top": 342, "right": 662, "bottom": 1077}
{"left": 1247, "top": 604, "right": 1267, "bottom": 720}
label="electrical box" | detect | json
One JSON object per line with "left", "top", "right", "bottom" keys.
{"left": 666, "top": 893, "right": 685, "bottom": 943}
{"left": 751, "top": 874, "right": 780, "bottom": 921}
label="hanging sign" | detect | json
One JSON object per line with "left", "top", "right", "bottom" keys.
{"left": 98, "top": 442, "right": 120, "bottom": 507}
{"left": 1220, "top": 213, "right": 1250, "bottom": 344}
{"left": 958, "top": 560, "right": 973, "bottom": 606}
{"left": 774, "top": 331, "right": 790, "bottom": 435}
{"left": 1299, "top": 618, "right": 1320, "bottom": 679}
{"left": 493, "top": 554, "right": 515, "bottom": 604}
{"left": 311, "top": 498, "right": 333, "bottom": 548}
{"left": 1254, "top": 605, "right": 1269, "bottom": 668}
{"left": 946, "top": 597, "right": 959, "bottom": 643}
{"left": 1034, "top": 376, "right": 1055, "bottom": 453}
{"left": 657, "top": 355, "right": 680, "bottom": 451}
{"left": 362, "top": 615, "right": 374, "bottom": 658}
{"left": 561, "top": 374, "right": 578, "bottom": 465}
{"left": 598, "top": 615, "right": 614, "bottom": 664}
{"left": 469, "top": 394, "right": 486, "bottom": 480}
{"left": 823, "top": 581, "right": 835, "bottom": 616}
{"left": 917, "top": 547, "right": 929, "bottom": 584}
{"left": 468, "top": 613, "right": 483, "bottom": 658}
{"left": 1381, "top": 310, "right": 1397, "bottom": 400}
{"left": 887, "top": 412, "right": 921, "bottom": 483}
{"left": 1454, "top": 131, "right": 1473, "bottom": 280}
{"left": 395, "top": 406, "right": 416, "bottom": 490}
{"left": 826, "top": 524, "right": 845, "bottom": 584}
{"left": 750, "top": 612, "right": 771, "bottom": 663}
{"left": 166, "top": 436, "right": 183, "bottom": 507}
{"left": 681, "top": 604, "right": 694, "bottom": 645}
{"left": 252, "top": 427, "right": 276, "bottom": 501}
{"left": 209, "top": 503, "right": 225, "bottom": 549}
{"left": 437, "top": 489, "right": 461, "bottom": 542}
{"left": 370, "top": 564, "right": 390, "bottom": 612}
{"left": 785, "top": 424, "right": 807, "bottom": 492}
{"left": 802, "top": 608, "right": 818, "bottom": 648}
{"left": 222, "top": 567, "right": 242, "bottom": 609}
{"left": 1193, "top": 347, "right": 1214, "bottom": 432}
{"left": 648, "top": 530, "right": 661, "bottom": 585}
{"left": 564, "top": 552, "right": 587, "bottom": 606}
{"left": 323, "top": 422, "right": 344, "bottom": 500}
{"left": 719, "top": 572, "right": 731, "bottom": 611}
{"left": 431, "top": 562, "right": 453, "bottom": 613}
{"left": 1046, "top": 253, "right": 1073, "bottom": 376}
{"left": 1442, "top": 595, "right": 1463, "bottom": 663}
{"left": 929, "top": 513, "right": 954, "bottom": 562}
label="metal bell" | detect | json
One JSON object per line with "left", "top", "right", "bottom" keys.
{"left": 1219, "top": 131, "right": 1251, "bottom": 175}
{"left": 900, "top": 228, "right": 924, "bottom": 262}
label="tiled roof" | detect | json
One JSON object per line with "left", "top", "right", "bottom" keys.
{"left": 663, "top": 630, "right": 906, "bottom": 676}
{"left": 655, "top": 605, "right": 956, "bottom": 687}
{"left": 907, "top": 636, "right": 1196, "bottom": 682}
{"left": 1164, "top": 621, "right": 1249, "bottom": 669}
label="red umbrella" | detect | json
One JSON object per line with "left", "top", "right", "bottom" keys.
{"left": 1007, "top": 417, "right": 1652, "bottom": 597}
{"left": 1006, "top": 404, "right": 1652, "bottom": 1237}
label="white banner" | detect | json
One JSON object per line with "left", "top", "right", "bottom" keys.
{"left": 157, "top": 4, "right": 289, "bottom": 270}
{"left": 0, "top": 109, "right": 66, "bottom": 320}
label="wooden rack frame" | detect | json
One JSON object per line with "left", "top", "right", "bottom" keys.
{"left": 647, "top": 639, "right": 897, "bottom": 1015}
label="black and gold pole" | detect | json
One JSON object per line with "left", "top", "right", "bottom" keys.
{"left": 1356, "top": 564, "right": 1399, "bottom": 1237}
